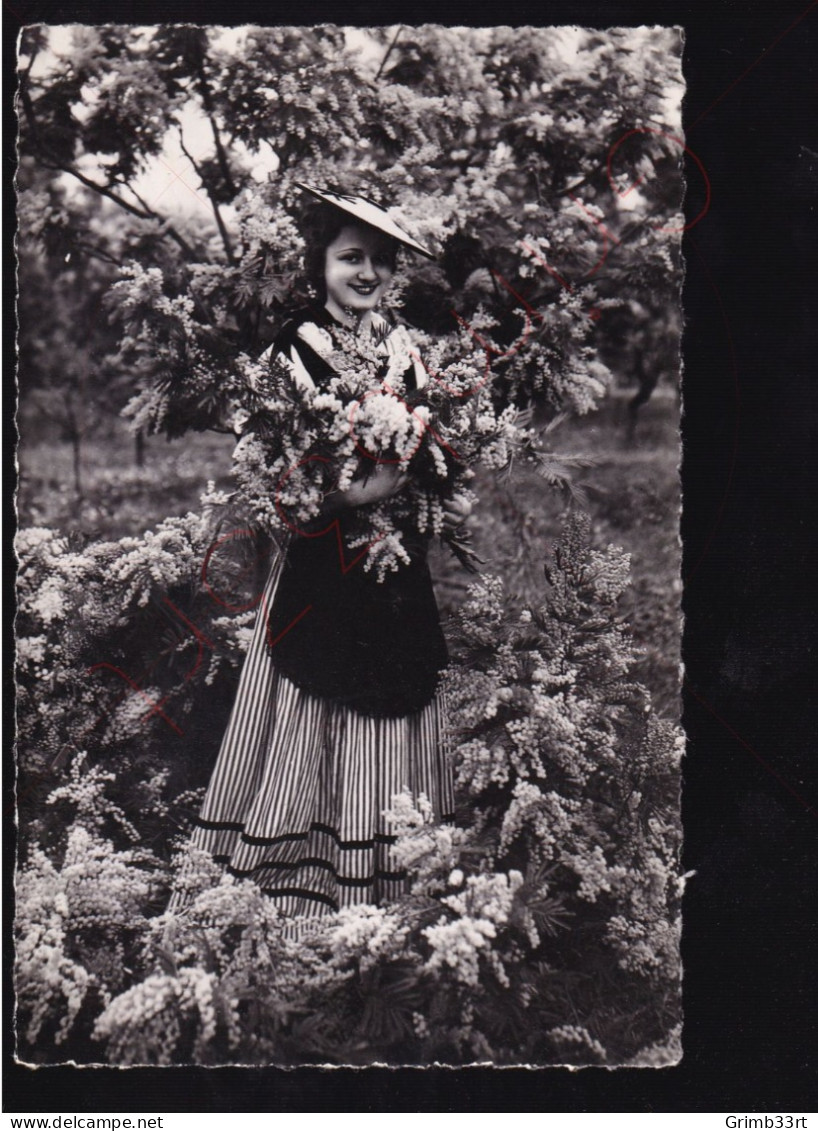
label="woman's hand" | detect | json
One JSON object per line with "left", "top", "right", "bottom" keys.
{"left": 442, "top": 491, "right": 473, "bottom": 534}
{"left": 326, "top": 463, "right": 409, "bottom": 511}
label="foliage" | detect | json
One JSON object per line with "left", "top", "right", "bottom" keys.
{"left": 16, "top": 512, "right": 682, "bottom": 1066}
{"left": 15, "top": 760, "right": 164, "bottom": 1057}
{"left": 14, "top": 488, "right": 270, "bottom": 864}
{"left": 17, "top": 24, "right": 684, "bottom": 459}
{"left": 15, "top": 21, "right": 682, "bottom": 1068}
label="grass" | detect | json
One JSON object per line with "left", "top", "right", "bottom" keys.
{"left": 16, "top": 425, "right": 237, "bottom": 541}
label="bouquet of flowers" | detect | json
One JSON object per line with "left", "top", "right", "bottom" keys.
{"left": 231, "top": 314, "right": 575, "bottom": 580}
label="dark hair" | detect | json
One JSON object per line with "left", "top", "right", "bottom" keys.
{"left": 299, "top": 200, "right": 399, "bottom": 301}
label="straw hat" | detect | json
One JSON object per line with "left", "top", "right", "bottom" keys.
{"left": 295, "top": 182, "right": 436, "bottom": 260}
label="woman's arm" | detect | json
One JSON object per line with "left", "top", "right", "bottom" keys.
{"left": 316, "top": 464, "right": 408, "bottom": 520}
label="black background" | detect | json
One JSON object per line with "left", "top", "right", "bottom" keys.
{"left": 5, "top": 0, "right": 817, "bottom": 1113}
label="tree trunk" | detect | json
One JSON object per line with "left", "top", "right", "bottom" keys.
{"left": 135, "top": 429, "right": 145, "bottom": 468}
{"left": 71, "top": 431, "right": 83, "bottom": 502}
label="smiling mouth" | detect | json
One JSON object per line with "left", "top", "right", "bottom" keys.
{"left": 349, "top": 283, "right": 378, "bottom": 295}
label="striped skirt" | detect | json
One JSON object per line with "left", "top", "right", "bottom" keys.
{"left": 170, "top": 550, "right": 455, "bottom": 919}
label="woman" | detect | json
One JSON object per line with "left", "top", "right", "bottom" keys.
{"left": 173, "top": 186, "right": 467, "bottom": 921}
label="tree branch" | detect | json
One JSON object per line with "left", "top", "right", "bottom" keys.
{"left": 177, "top": 128, "right": 236, "bottom": 265}
{"left": 19, "top": 83, "right": 149, "bottom": 221}
{"left": 375, "top": 25, "right": 403, "bottom": 81}
{"left": 71, "top": 240, "right": 124, "bottom": 267}
{"left": 19, "top": 76, "right": 197, "bottom": 260}
{"left": 193, "top": 53, "right": 237, "bottom": 200}
{"left": 21, "top": 38, "right": 41, "bottom": 82}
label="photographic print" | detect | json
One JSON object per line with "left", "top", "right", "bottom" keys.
{"left": 14, "top": 23, "right": 685, "bottom": 1068}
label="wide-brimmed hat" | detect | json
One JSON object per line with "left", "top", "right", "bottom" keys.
{"left": 295, "top": 182, "right": 436, "bottom": 260}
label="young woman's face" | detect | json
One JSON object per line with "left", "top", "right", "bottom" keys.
{"left": 323, "top": 224, "right": 396, "bottom": 319}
